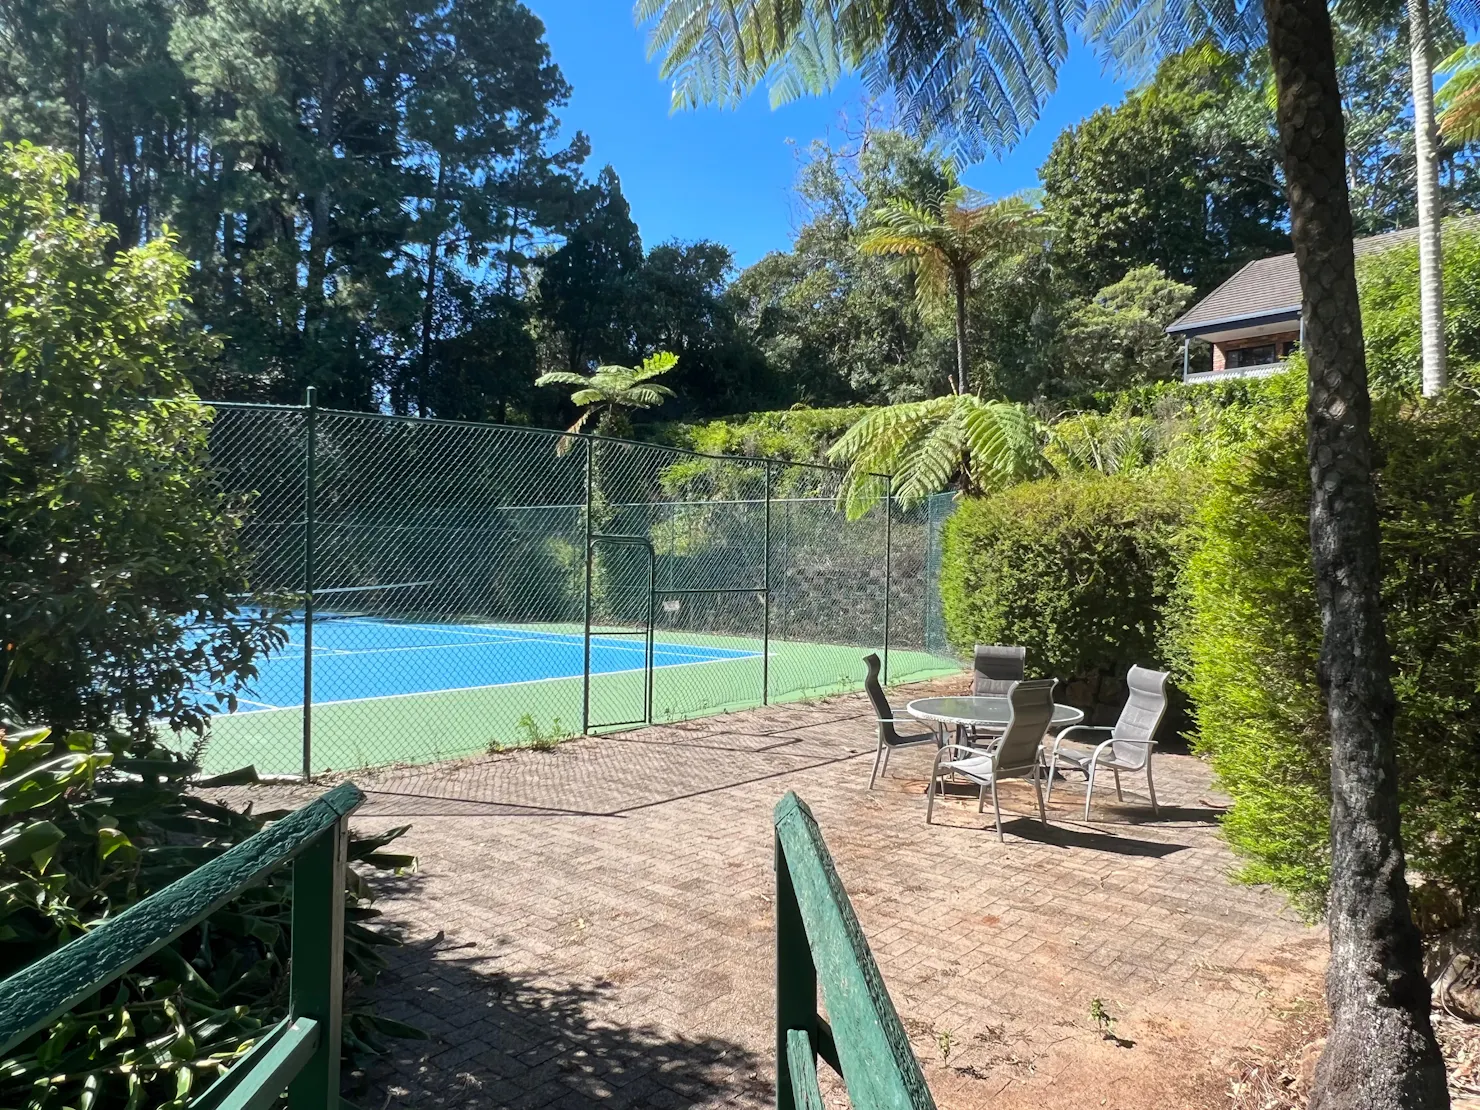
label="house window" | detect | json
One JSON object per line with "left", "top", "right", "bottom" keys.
{"left": 1280, "top": 340, "right": 1299, "bottom": 358}
{"left": 1226, "top": 343, "right": 1277, "bottom": 369}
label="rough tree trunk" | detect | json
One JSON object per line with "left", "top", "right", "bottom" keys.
{"left": 1262, "top": 0, "right": 1450, "bottom": 1105}
{"left": 953, "top": 270, "right": 969, "bottom": 395}
{"left": 1409, "top": 0, "right": 1447, "bottom": 397}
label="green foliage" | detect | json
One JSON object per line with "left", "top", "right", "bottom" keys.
{"left": 939, "top": 472, "right": 1196, "bottom": 680}
{"left": 0, "top": 0, "right": 587, "bottom": 410}
{"left": 0, "top": 143, "right": 282, "bottom": 734}
{"left": 827, "top": 395, "right": 1045, "bottom": 516}
{"left": 1175, "top": 384, "right": 1480, "bottom": 914}
{"left": 1359, "top": 222, "right": 1480, "bottom": 393}
{"left": 1054, "top": 266, "right": 1196, "bottom": 393}
{"left": 536, "top": 350, "right": 679, "bottom": 439}
{"left": 1047, "top": 374, "right": 1288, "bottom": 476}
{"left": 0, "top": 709, "right": 417, "bottom": 1110}
{"left": 1040, "top": 47, "right": 1287, "bottom": 295}
{"left": 1439, "top": 42, "right": 1480, "bottom": 143}
{"left": 636, "top": 0, "right": 1073, "bottom": 163}
{"left": 657, "top": 406, "right": 874, "bottom": 466}
{"left": 730, "top": 131, "right": 955, "bottom": 405}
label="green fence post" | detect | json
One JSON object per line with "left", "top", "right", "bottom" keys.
{"left": 763, "top": 460, "right": 772, "bottom": 706}
{"left": 883, "top": 476, "right": 892, "bottom": 686}
{"left": 582, "top": 436, "right": 594, "bottom": 735}
{"left": 302, "top": 386, "right": 318, "bottom": 781}
{"left": 286, "top": 815, "right": 347, "bottom": 1109}
{"left": 775, "top": 831, "right": 816, "bottom": 1110}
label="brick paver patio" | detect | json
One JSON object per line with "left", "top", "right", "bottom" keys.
{"left": 223, "top": 676, "right": 1326, "bottom": 1109}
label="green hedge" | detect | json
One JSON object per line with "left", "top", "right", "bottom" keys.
{"left": 1360, "top": 222, "right": 1480, "bottom": 393}
{"left": 939, "top": 472, "right": 1196, "bottom": 705}
{"left": 1176, "top": 382, "right": 1480, "bottom": 915}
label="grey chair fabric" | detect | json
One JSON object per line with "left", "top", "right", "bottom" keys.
{"left": 927, "top": 678, "right": 1057, "bottom": 840}
{"left": 1044, "top": 665, "right": 1171, "bottom": 819}
{"left": 863, "top": 653, "right": 937, "bottom": 789}
{"left": 972, "top": 644, "right": 1027, "bottom": 697}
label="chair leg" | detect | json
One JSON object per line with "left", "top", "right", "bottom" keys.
{"left": 1044, "top": 754, "right": 1058, "bottom": 806}
{"left": 1084, "top": 763, "right": 1097, "bottom": 821}
{"left": 1113, "top": 767, "right": 1123, "bottom": 802}
{"left": 926, "top": 771, "right": 937, "bottom": 824}
{"left": 1146, "top": 760, "right": 1159, "bottom": 817}
{"left": 869, "top": 739, "right": 885, "bottom": 790}
{"left": 990, "top": 780, "right": 1003, "bottom": 842}
{"left": 978, "top": 783, "right": 986, "bottom": 813}
{"left": 1033, "top": 765, "right": 1047, "bottom": 824}
{"left": 881, "top": 745, "right": 892, "bottom": 778}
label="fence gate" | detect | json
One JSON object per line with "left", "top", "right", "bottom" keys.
{"left": 583, "top": 534, "right": 655, "bottom": 731}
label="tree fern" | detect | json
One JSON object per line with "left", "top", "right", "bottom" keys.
{"left": 637, "top": 0, "right": 1080, "bottom": 162}
{"left": 535, "top": 352, "right": 679, "bottom": 442}
{"left": 828, "top": 394, "right": 1045, "bottom": 517}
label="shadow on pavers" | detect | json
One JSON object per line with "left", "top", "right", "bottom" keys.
{"left": 350, "top": 928, "right": 769, "bottom": 1110}
{"left": 996, "top": 818, "right": 1191, "bottom": 857}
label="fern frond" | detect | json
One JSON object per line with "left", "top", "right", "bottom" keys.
{"left": 1440, "top": 44, "right": 1480, "bottom": 144}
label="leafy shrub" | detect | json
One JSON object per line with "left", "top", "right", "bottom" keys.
{"left": 0, "top": 707, "right": 418, "bottom": 1109}
{"left": 939, "top": 472, "right": 1197, "bottom": 708}
{"left": 1175, "top": 381, "right": 1480, "bottom": 916}
{"left": 1360, "top": 221, "right": 1480, "bottom": 392}
{"left": 1054, "top": 266, "right": 1195, "bottom": 392}
{"left": 651, "top": 405, "right": 873, "bottom": 466}
{"left": 0, "top": 143, "right": 280, "bottom": 734}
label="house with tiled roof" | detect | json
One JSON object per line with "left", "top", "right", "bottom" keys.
{"left": 1166, "top": 218, "right": 1480, "bottom": 383}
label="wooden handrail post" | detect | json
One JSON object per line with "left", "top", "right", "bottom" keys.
{"left": 775, "top": 829, "right": 817, "bottom": 1110}
{"left": 287, "top": 815, "right": 349, "bottom": 1109}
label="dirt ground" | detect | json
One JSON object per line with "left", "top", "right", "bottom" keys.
{"left": 220, "top": 675, "right": 1327, "bottom": 1109}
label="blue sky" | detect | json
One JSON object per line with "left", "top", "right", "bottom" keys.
{"left": 529, "top": 2, "right": 1134, "bottom": 269}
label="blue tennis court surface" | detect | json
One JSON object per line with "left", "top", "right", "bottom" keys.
{"left": 234, "top": 617, "right": 761, "bottom": 711}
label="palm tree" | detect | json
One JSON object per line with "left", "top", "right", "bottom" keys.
{"left": 859, "top": 190, "right": 1039, "bottom": 395}
{"left": 1408, "top": 0, "right": 1448, "bottom": 397}
{"left": 828, "top": 395, "right": 1044, "bottom": 517}
{"left": 535, "top": 351, "right": 678, "bottom": 440}
{"left": 1340, "top": 0, "right": 1474, "bottom": 397}
{"left": 638, "top": 2, "right": 1448, "bottom": 1105}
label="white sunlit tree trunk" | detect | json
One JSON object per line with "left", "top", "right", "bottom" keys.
{"left": 1410, "top": 0, "right": 1448, "bottom": 396}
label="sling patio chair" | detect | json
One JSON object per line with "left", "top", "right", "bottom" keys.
{"left": 966, "top": 643, "right": 1027, "bottom": 742}
{"left": 1043, "top": 665, "right": 1171, "bottom": 820}
{"left": 863, "top": 653, "right": 939, "bottom": 789}
{"left": 972, "top": 644, "right": 1026, "bottom": 696}
{"left": 926, "top": 678, "right": 1057, "bottom": 840}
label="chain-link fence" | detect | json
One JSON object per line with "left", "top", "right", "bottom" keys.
{"left": 196, "top": 396, "right": 960, "bottom": 776}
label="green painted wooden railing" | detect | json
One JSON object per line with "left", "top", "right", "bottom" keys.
{"left": 0, "top": 782, "right": 364, "bottom": 1110}
{"left": 773, "top": 791, "right": 936, "bottom": 1110}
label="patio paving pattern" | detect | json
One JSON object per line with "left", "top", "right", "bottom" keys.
{"left": 219, "top": 675, "right": 1326, "bottom": 1109}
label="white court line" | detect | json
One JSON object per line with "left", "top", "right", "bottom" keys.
{"left": 307, "top": 636, "right": 564, "bottom": 658}
{"left": 294, "top": 633, "right": 753, "bottom": 662}
{"left": 233, "top": 651, "right": 764, "bottom": 715}
{"left": 234, "top": 697, "right": 287, "bottom": 710}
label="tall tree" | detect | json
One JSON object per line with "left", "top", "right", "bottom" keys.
{"left": 638, "top": 1, "right": 1450, "bottom": 1104}
{"left": 533, "top": 165, "right": 644, "bottom": 374}
{"left": 0, "top": 0, "right": 588, "bottom": 408}
{"left": 859, "top": 188, "right": 1040, "bottom": 395}
{"left": 731, "top": 128, "right": 954, "bottom": 404}
{"left": 1040, "top": 46, "right": 1288, "bottom": 294}
{"left": 1409, "top": 0, "right": 1448, "bottom": 395}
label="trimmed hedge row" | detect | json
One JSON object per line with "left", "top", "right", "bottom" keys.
{"left": 941, "top": 380, "right": 1480, "bottom": 918}
{"left": 939, "top": 471, "right": 1197, "bottom": 721}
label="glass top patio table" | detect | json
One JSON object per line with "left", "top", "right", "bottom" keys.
{"left": 905, "top": 696, "right": 1085, "bottom": 729}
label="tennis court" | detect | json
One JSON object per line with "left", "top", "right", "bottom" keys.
{"left": 230, "top": 613, "right": 760, "bottom": 712}
{"left": 194, "top": 401, "right": 961, "bottom": 778}
{"left": 201, "top": 611, "right": 954, "bottom": 777}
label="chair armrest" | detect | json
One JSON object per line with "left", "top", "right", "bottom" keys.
{"left": 932, "top": 743, "right": 988, "bottom": 769}
{"left": 1055, "top": 725, "right": 1112, "bottom": 744}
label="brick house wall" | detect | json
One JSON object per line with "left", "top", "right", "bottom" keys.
{"left": 1210, "top": 330, "right": 1300, "bottom": 373}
